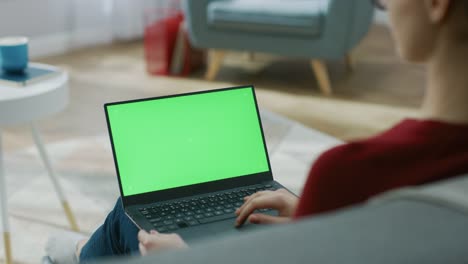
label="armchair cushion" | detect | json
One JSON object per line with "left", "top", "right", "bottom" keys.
{"left": 207, "top": 0, "right": 329, "bottom": 37}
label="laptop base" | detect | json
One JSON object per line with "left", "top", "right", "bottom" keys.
{"left": 126, "top": 181, "right": 289, "bottom": 241}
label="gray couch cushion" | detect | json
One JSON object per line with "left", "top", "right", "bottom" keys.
{"left": 372, "top": 175, "right": 468, "bottom": 214}
{"left": 207, "top": 0, "right": 329, "bottom": 37}
{"left": 95, "top": 199, "right": 468, "bottom": 264}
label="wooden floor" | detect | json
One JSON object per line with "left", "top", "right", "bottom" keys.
{"left": 4, "top": 25, "right": 424, "bottom": 154}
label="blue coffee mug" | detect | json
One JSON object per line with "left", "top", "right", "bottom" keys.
{"left": 0, "top": 37, "right": 29, "bottom": 73}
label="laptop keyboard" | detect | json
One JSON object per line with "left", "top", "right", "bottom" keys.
{"left": 138, "top": 184, "right": 277, "bottom": 233}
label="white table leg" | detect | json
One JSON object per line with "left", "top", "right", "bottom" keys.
{"left": 30, "top": 124, "right": 79, "bottom": 231}
{"left": 0, "top": 131, "right": 13, "bottom": 264}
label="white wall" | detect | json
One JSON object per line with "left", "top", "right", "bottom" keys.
{"left": 0, "top": 0, "right": 114, "bottom": 58}
{"left": 0, "top": 2, "right": 389, "bottom": 58}
{"left": 0, "top": 0, "right": 71, "bottom": 37}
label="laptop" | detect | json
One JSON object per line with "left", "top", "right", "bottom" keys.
{"left": 104, "top": 85, "right": 292, "bottom": 241}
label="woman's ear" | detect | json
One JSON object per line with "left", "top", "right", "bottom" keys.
{"left": 425, "top": 0, "right": 452, "bottom": 23}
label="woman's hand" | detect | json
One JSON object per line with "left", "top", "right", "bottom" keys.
{"left": 235, "top": 188, "right": 298, "bottom": 227}
{"left": 138, "top": 230, "right": 188, "bottom": 256}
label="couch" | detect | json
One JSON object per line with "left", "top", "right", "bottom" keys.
{"left": 81, "top": 174, "right": 468, "bottom": 264}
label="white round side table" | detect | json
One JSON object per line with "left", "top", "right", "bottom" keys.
{"left": 0, "top": 63, "right": 79, "bottom": 264}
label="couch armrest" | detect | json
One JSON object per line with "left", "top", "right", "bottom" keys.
{"left": 93, "top": 199, "right": 468, "bottom": 264}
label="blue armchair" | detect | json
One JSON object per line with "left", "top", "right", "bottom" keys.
{"left": 183, "top": 0, "right": 374, "bottom": 95}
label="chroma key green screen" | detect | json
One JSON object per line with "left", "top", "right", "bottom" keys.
{"left": 106, "top": 87, "right": 270, "bottom": 196}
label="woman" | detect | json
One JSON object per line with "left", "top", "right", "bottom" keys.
{"left": 47, "top": 0, "right": 468, "bottom": 262}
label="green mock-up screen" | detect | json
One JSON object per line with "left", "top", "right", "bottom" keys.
{"left": 107, "top": 87, "right": 270, "bottom": 197}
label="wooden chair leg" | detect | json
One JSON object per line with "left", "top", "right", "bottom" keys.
{"left": 248, "top": 52, "right": 255, "bottom": 62}
{"left": 310, "top": 59, "right": 332, "bottom": 95}
{"left": 204, "top": 50, "right": 226, "bottom": 81}
{"left": 345, "top": 53, "right": 354, "bottom": 72}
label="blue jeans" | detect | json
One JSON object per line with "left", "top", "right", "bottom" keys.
{"left": 79, "top": 198, "right": 139, "bottom": 262}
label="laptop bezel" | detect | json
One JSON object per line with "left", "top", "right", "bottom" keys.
{"left": 104, "top": 85, "right": 274, "bottom": 207}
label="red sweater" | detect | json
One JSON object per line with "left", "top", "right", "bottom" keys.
{"left": 295, "top": 119, "right": 468, "bottom": 218}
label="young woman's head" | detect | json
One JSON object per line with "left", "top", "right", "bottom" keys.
{"left": 376, "top": 0, "right": 468, "bottom": 63}
{"left": 374, "top": 0, "right": 468, "bottom": 123}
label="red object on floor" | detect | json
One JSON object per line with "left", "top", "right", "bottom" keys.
{"left": 144, "top": 11, "right": 184, "bottom": 75}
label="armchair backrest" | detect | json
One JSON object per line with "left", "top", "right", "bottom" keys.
{"left": 182, "top": 0, "right": 375, "bottom": 57}
{"left": 182, "top": 0, "right": 210, "bottom": 47}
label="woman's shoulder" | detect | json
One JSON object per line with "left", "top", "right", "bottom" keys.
{"left": 311, "top": 118, "right": 468, "bottom": 173}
